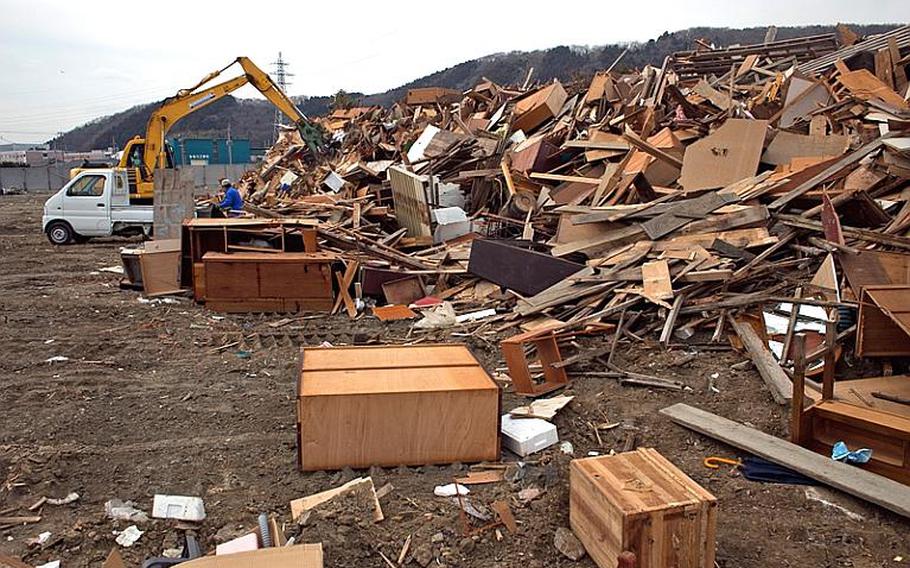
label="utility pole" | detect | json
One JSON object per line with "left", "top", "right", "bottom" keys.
{"left": 226, "top": 122, "right": 233, "bottom": 165}
{"left": 271, "top": 52, "right": 293, "bottom": 144}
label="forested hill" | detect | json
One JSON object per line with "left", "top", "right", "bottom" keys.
{"left": 52, "top": 24, "right": 897, "bottom": 151}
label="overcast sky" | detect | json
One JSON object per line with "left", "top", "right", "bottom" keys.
{"left": 0, "top": 0, "right": 906, "bottom": 144}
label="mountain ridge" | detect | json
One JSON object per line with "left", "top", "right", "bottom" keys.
{"left": 51, "top": 23, "right": 898, "bottom": 151}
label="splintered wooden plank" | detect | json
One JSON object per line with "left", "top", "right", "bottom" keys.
{"left": 660, "top": 403, "right": 910, "bottom": 519}
{"left": 640, "top": 191, "right": 739, "bottom": 239}
{"left": 290, "top": 477, "right": 384, "bottom": 522}
{"left": 839, "top": 68, "right": 907, "bottom": 109}
{"left": 729, "top": 318, "right": 792, "bottom": 405}
{"left": 641, "top": 260, "right": 673, "bottom": 303}
{"left": 769, "top": 136, "right": 888, "bottom": 210}
{"left": 654, "top": 227, "right": 776, "bottom": 252}
{"left": 529, "top": 172, "right": 602, "bottom": 185}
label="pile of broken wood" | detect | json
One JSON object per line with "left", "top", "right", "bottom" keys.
{"left": 231, "top": 25, "right": 910, "bottom": 384}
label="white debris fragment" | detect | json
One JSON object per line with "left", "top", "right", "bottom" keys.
{"left": 30, "top": 531, "right": 51, "bottom": 546}
{"left": 45, "top": 356, "right": 69, "bottom": 363}
{"left": 98, "top": 265, "right": 125, "bottom": 275}
{"left": 47, "top": 492, "right": 80, "bottom": 505}
{"left": 510, "top": 395, "right": 574, "bottom": 420}
{"left": 455, "top": 308, "right": 497, "bottom": 324}
{"left": 115, "top": 525, "right": 143, "bottom": 547}
{"left": 105, "top": 499, "right": 149, "bottom": 523}
{"left": 152, "top": 494, "right": 206, "bottom": 522}
{"left": 804, "top": 487, "right": 865, "bottom": 522}
{"left": 433, "top": 483, "right": 470, "bottom": 497}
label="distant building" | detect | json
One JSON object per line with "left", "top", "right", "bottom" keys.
{"left": 0, "top": 149, "right": 65, "bottom": 166}
{"left": 168, "top": 137, "right": 251, "bottom": 165}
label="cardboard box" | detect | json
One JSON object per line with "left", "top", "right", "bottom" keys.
{"left": 500, "top": 414, "right": 558, "bottom": 456}
{"left": 297, "top": 344, "right": 501, "bottom": 470}
{"left": 570, "top": 449, "right": 716, "bottom": 568}
{"left": 179, "top": 544, "right": 323, "bottom": 567}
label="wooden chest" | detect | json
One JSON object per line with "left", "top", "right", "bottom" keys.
{"left": 570, "top": 448, "right": 717, "bottom": 568}
{"left": 296, "top": 345, "right": 501, "bottom": 471}
{"left": 202, "top": 251, "right": 335, "bottom": 313}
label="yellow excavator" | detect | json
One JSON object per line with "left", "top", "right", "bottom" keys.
{"left": 74, "top": 56, "right": 324, "bottom": 202}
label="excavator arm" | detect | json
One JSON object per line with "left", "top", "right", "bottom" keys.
{"left": 142, "top": 56, "right": 324, "bottom": 173}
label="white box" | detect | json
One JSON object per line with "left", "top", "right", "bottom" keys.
{"left": 500, "top": 414, "right": 558, "bottom": 457}
{"left": 152, "top": 494, "right": 206, "bottom": 522}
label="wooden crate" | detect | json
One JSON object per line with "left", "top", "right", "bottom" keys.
{"left": 202, "top": 251, "right": 335, "bottom": 313}
{"left": 570, "top": 449, "right": 717, "bottom": 568}
{"left": 297, "top": 344, "right": 501, "bottom": 471}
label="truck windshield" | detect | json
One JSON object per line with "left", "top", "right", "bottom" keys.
{"left": 66, "top": 175, "right": 106, "bottom": 197}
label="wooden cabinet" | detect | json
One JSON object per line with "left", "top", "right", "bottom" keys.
{"left": 570, "top": 449, "right": 716, "bottom": 568}
{"left": 181, "top": 218, "right": 319, "bottom": 293}
{"left": 296, "top": 345, "right": 501, "bottom": 471}
{"left": 202, "top": 252, "right": 335, "bottom": 313}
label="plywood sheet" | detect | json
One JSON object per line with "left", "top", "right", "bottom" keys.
{"left": 839, "top": 250, "right": 910, "bottom": 293}
{"left": 139, "top": 248, "right": 181, "bottom": 296}
{"left": 468, "top": 239, "right": 583, "bottom": 296}
{"left": 679, "top": 119, "right": 768, "bottom": 192}
{"left": 762, "top": 131, "right": 849, "bottom": 166}
{"left": 838, "top": 68, "right": 909, "bottom": 109}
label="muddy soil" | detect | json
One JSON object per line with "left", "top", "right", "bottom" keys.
{"left": 0, "top": 193, "right": 907, "bottom": 567}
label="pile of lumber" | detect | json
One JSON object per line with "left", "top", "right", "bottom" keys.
{"left": 227, "top": 25, "right": 910, "bottom": 357}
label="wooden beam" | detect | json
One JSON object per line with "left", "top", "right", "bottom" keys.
{"left": 729, "top": 318, "right": 792, "bottom": 405}
{"left": 789, "top": 335, "right": 807, "bottom": 443}
{"left": 622, "top": 128, "right": 684, "bottom": 169}
{"left": 529, "top": 172, "right": 602, "bottom": 185}
{"left": 660, "top": 403, "right": 910, "bottom": 520}
{"left": 778, "top": 214, "right": 910, "bottom": 251}
{"left": 659, "top": 294, "right": 686, "bottom": 348}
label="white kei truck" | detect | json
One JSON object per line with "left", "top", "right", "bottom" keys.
{"left": 42, "top": 169, "right": 153, "bottom": 245}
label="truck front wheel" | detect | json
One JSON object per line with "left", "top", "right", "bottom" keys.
{"left": 46, "top": 221, "right": 75, "bottom": 245}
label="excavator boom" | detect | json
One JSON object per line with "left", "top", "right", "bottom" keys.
{"left": 129, "top": 56, "right": 323, "bottom": 199}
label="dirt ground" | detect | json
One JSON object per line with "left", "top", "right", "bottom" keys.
{"left": 0, "top": 192, "right": 907, "bottom": 567}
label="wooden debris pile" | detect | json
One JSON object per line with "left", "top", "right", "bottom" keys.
{"left": 231, "top": 26, "right": 910, "bottom": 380}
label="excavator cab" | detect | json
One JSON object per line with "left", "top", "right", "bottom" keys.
{"left": 118, "top": 137, "right": 175, "bottom": 200}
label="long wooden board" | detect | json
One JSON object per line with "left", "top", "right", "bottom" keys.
{"left": 730, "top": 318, "right": 792, "bottom": 405}
{"left": 660, "top": 403, "right": 910, "bottom": 519}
